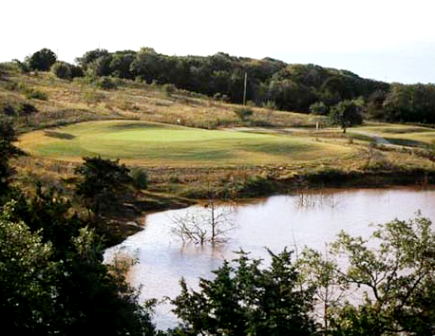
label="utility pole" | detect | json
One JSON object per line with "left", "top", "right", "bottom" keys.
{"left": 243, "top": 72, "right": 247, "bottom": 105}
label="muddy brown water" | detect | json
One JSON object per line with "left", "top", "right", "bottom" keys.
{"left": 105, "top": 187, "right": 435, "bottom": 330}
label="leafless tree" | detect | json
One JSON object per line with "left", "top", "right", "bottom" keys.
{"left": 170, "top": 199, "right": 236, "bottom": 245}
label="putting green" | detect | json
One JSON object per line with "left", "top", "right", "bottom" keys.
{"left": 18, "top": 120, "right": 354, "bottom": 166}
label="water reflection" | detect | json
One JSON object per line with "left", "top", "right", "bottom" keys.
{"left": 105, "top": 187, "right": 435, "bottom": 330}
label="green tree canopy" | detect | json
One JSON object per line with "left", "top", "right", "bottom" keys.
{"left": 329, "top": 99, "right": 363, "bottom": 133}
{"left": 27, "top": 48, "right": 57, "bottom": 71}
{"left": 172, "top": 249, "right": 316, "bottom": 336}
{"left": 297, "top": 215, "right": 435, "bottom": 336}
{"left": 0, "top": 117, "right": 22, "bottom": 199}
{"left": 75, "top": 156, "right": 132, "bottom": 216}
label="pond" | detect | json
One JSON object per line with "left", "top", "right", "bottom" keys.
{"left": 104, "top": 187, "right": 435, "bottom": 330}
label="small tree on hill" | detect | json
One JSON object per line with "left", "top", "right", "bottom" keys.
{"left": 27, "top": 48, "right": 57, "bottom": 71}
{"left": 329, "top": 99, "right": 363, "bottom": 133}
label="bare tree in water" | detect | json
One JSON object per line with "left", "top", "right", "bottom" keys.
{"left": 170, "top": 199, "right": 235, "bottom": 245}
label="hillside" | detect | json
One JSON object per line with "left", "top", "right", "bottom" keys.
{"left": 0, "top": 63, "right": 433, "bottom": 203}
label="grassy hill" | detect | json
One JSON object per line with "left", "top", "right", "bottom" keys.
{"left": 1, "top": 64, "right": 434, "bottom": 201}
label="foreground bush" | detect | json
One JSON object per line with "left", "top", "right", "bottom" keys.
{"left": 172, "top": 249, "right": 316, "bottom": 336}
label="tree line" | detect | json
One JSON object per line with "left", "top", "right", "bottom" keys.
{"left": 16, "top": 47, "right": 435, "bottom": 126}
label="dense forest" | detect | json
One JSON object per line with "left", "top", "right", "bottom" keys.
{"left": 14, "top": 47, "right": 435, "bottom": 125}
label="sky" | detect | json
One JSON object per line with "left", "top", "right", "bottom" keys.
{"left": 2, "top": 0, "right": 435, "bottom": 84}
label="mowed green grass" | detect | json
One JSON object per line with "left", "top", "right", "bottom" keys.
{"left": 19, "top": 120, "right": 354, "bottom": 166}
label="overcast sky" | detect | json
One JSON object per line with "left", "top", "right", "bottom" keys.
{"left": 2, "top": 0, "right": 435, "bottom": 84}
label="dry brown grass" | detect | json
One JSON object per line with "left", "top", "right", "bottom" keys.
{"left": 1, "top": 69, "right": 322, "bottom": 133}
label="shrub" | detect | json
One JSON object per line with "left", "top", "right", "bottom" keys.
{"left": 12, "top": 59, "right": 30, "bottom": 73}
{"left": 18, "top": 102, "right": 38, "bottom": 116}
{"left": 162, "top": 83, "right": 176, "bottom": 96}
{"left": 234, "top": 107, "right": 253, "bottom": 121}
{"left": 25, "top": 89, "right": 48, "bottom": 100}
{"left": 1, "top": 103, "right": 16, "bottom": 116}
{"left": 309, "top": 101, "right": 329, "bottom": 115}
{"left": 130, "top": 167, "right": 148, "bottom": 189}
{"left": 51, "top": 61, "right": 72, "bottom": 79}
{"left": 242, "top": 175, "right": 277, "bottom": 196}
{"left": 70, "top": 64, "right": 84, "bottom": 78}
{"left": 96, "top": 76, "right": 117, "bottom": 90}
{"left": 82, "top": 88, "right": 105, "bottom": 104}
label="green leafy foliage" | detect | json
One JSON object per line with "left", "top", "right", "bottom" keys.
{"left": 96, "top": 76, "right": 118, "bottom": 90}
{"left": 297, "top": 215, "right": 435, "bottom": 336}
{"left": 75, "top": 156, "right": 132, "bottom": 215}
{"left": 383, "top": 83, "right": 435, "bottom": 124}
{"left": 0, "top": 117, "right": 22, "bottom": 198}
{"left": 1, "top": 195, "right": 156, "bottom": 335}
{"left": 171, "top": 249, "right": 316, "bottom": 336}
{"left": 25, "top": 88, "right": 48, "bottom": 100}
{"left": 0, "top": 202, "right": 58, "bottom": 334}
{"left": 51, "top": 61, "right": 72, "bottom": 79}
{"left": 75, "top": 48, "right": 110, "bottom": 71}
{"left": 310, "top": 101, "right": 329, "bottom": 115}
{"left": 75, "top": 48, "right": 391, "bottom": 114}
{"left": 130, "top": 167, "right": 149, "bottom": 189}
{"left": 27, "top": 48, "right": 57, "bottom": 71}
{"left": 329, "top": 99, "right": 363, "bottom": 133}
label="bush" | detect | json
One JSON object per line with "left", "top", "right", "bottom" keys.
{"left": 130, "top": 167, "right": 148, "bottom": 189}
{"left": 1, "top": 103, "right": 16, "bottom": 116}
{"left": 234, "top": 107, "right": 254, "bottom": 121}
{"left": 309, "top": 101, "right": 329, "bottom": 115}
{"left": 18, "top": 102, "right": 38, "bottom": 116}
{"left": 70, "top": 64, "right": 84, "bottom": 78}
{"left": 242, "top": 175, "right": 277, "bottom": 196}
{"left": 12, "top": 59, "right": 30, "bottom": 73}
{"left": 162, "top": 83, "right": 176, "bottom": 96}
{"left": 25, "top": 89, "right": 48, "bottom": 100}
{"left": 96, "top": 76, "right": 117, "bottom": 90}
{"left": 51, "top": 61, "right": 72, "bottom": 79}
